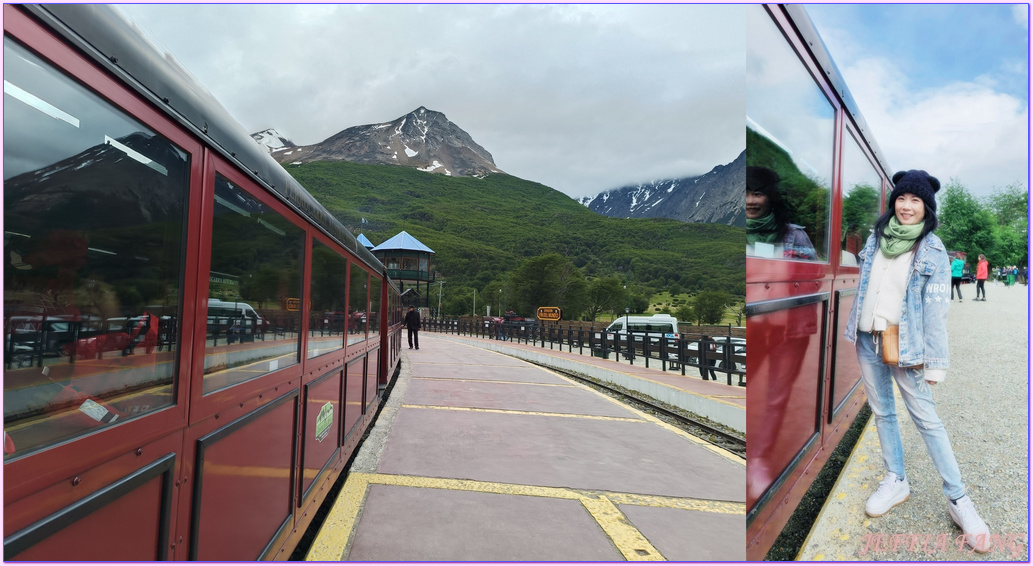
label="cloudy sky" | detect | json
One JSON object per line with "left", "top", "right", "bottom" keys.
{"left": 806, "top": 4, "right": 1029, "bottom": 198}
{"left": 114, "top": 4, "right": 746, "bottom": 199}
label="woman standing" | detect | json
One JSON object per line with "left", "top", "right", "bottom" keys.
{"left": 844, "top": 170, "right": 990, "bottom": 553}
{"left": 975, "top": 254, "right": 989, "bottom": 301}
{"left": 950, "top": 254, "right": 965, "bottom": 301}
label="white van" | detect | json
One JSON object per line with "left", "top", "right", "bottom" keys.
{"left": 604, "top": 314, "right": 680, "bottom": 343}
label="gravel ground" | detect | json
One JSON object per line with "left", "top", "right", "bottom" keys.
{"left": 800, "top": 281, "right": 1029, "bottom": 561}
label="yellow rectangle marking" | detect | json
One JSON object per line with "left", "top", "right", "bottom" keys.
{"left": 307, "top": 472, "right": 741, "bottom": 562}
{"left": 401, "top": 404, "right": 645, "bottom": 422}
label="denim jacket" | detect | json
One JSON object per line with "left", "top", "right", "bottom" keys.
{"left": 845, "top": 232, "right": 951, "bottom": 373}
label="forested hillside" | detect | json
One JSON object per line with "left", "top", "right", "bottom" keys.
{"left": 287, "top": 161, "right": 744, "bottom": 315}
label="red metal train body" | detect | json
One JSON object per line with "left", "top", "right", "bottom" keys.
{"left": 745, "top": 5, "right": 894, "bottom": 559}
{"left": 3, "top": 5, "right": 402, "bottom": 560}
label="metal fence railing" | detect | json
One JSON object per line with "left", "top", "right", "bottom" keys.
{"left": 422, "top": 319, "right": 745, "bottom": 387}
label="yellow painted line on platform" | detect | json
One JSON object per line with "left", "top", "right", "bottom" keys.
{"left": 306, "top": 471, "right": 371, "bottom": 561}
{"left": 539, "top": 368, "right": 745, "bottom": 466}
{"left": 401, "top": 404, "right": 646, "bottom": 422}
{"left": 308, "top": 472, "right": 704, "bottom": 561}
{"left": 410, "top": 362, "right": 532, "bottom": 369}
{"left": 606, "top": 492, "right": 746, "bottom": 515}
{"left": 413, "top": 376, "right": 576, "bottom": 387}
{"left": 580, "top": 493, "right": 664, "bottom": 561}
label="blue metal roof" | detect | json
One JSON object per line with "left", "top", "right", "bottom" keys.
{"left": 372, "top": 231, "right": 435, "bottom": 253}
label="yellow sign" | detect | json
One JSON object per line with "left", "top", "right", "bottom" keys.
{"left": 283, "top": 297, "right": 301, "bottom": 311}
{"left": 537, "top": 307, "right": 562, "bottom": 321}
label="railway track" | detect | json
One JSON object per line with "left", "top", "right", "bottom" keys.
{"left": 530, "top": 363, "right": 746, "bottom": 460}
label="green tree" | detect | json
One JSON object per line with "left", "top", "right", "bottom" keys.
{"left": 585, "top": 276, "right": 625, "bottom": 321}
{"left": 674, "top": 304, "right": 694, "bottom": 325}
{"left": 985, "top": 182, "right": 1029, "bottom": 266}
{"left": 509, "top": 253, "right": 588, "bottom": 319}
{"left": 692, "top": 290, "right": 733, "bottom": 324}
{"left": 938, "top": 179, "right": 1005, "bottom": 268}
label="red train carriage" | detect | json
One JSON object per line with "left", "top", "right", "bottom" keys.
{"left": 3, "top": 4, "right": 402, "bottom": 560}
{"left": 745, "top": 5, "right": 894, "bottom": 559}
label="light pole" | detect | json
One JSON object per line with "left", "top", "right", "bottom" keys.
{"left": 624, "top": 284, "right": 630, "bottom": 327}
{"left": 473, "top": 289, "right": 477, "bottom": 317}
{"left": 436, "top": 281, "right": 445, "bottom": 321}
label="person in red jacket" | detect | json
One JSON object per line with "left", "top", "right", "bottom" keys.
{"left": 975, "top": 254, "right": 989, "bottom": 301}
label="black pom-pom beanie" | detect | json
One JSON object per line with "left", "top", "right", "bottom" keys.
{"left": 889, "top": 170, "right": 940, "bottom": 212}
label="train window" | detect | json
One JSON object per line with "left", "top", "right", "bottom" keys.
{"left": 839, "top": 132, "right": 882, "bottom": 267}
{"left": 307, "top": 240, "right": 348, "bottom": 359}
{"left": 368, "top": 277, "right": 382, "bottom": 343}
{"left": 3, "top": 37, "right": 188, "bottom": 459}
{"left": 745, "top": 6, "right": 833, "bottom": 262}
{"left": 348, "top": 264, "right": 369, "bottom": 345}
{"left": 203, "top": 175, "right": 303, "bottom": 393}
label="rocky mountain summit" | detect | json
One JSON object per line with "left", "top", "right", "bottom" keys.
{"left": 254, "top": 107, "right": 502, "bottom": 178}
{"left": 578, "top": 150, "right": 745, "bottom": 226}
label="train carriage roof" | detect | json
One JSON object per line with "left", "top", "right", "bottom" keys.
{"left": 20, "top": 4, "right": 390, "bottom": 280}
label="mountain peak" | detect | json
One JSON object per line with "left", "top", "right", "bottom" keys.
{"left": 264, "top": 108, "right": 502, "bottom": 178}
{"left": 579, "top": 150, "right": 745, "bottom": 226}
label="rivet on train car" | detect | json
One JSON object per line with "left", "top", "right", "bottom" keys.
{"left": 259, "top": 394, "right": 263, "bottom": 399}
{"left": 72, "top": 476, "right": 81, "bottom": 486}
{"left": 163, "top": 97, "right": 170, "bottom": 104}
{"left": 136, "top": 448, "right": 143, "bottom": 456}
{"left": 183, "top": 475, "right": 188, "bottom": 483}
{"left": 175, "top": 479, "right": 181, "bottom": 487}
{"left": 239, "top": 403, "right": 244, "bottom": 408}
{"left": 110, "top": 56, "right": 118, "bottom": 64}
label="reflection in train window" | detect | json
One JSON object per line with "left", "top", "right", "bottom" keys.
{"left": 348, "top": 264, "right": 369, "bottom": 345}
{"left": 3, "top": 37, "right": 187, "bottom": 459}
{"left": 839, "top": 132, "right": 882, "bottom": 267}
{"left": 308, "top": 240, "right": 348, "bottom": 359}
{"left": 745, "top": 8, "right": 833, "bottom": 262}
{"left": 203, "top": 175, "right": 304, "bottom": 393}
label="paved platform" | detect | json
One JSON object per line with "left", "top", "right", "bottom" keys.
{"left": 429, "top": 333, "right": 746, "bottom": 434}
{"left": 307, "top": 335, "right": 745, "bottom": 561}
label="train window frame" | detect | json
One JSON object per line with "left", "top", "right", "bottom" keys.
{"left": 306, "top": 236, "right": 350, "bottom": 360}
{"left": 745, "top": 5, "right": 842, "bottom": 285}
{"left": 837, "top": 125, "right": 886, "bottom": 270}
{"left": 2, "top": 7, "right": 204, "bottom": 494}
{"left": 188, "top": 153, "right": 307, "bottom": 419}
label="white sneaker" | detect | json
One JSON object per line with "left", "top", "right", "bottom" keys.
{"left": 865, "top": 472, "right": 910, "bottom": 517}
{"left": 948, "top": 495, "right": 991, "bottom": 553}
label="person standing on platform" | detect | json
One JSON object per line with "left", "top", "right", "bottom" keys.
{"left": 950, "top": 254, "right": 965, "bottom": 301}
{"left": 1009, "top": 266, "right": 1018, "bottom": 286}
{"left": 975, "top": 254, "right": 989, "bottom": 301}
{"left": 844, "top": 169, "right": 991, "bottom": 553}
{"left": 404, "top": 306, "right": 421, "bottom": 350}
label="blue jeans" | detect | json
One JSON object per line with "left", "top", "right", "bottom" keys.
{"left": 856, "top": 331, "right": 966, "bottom": 500}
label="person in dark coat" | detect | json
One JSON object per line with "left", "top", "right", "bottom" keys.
{"left": 403, "top": 306, "right": 421, "bottom": 350}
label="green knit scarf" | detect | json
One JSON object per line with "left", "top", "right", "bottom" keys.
{"left": 746, "top": 213, "right": 779, "bottom": 245}
{"left": 879, "top": 217, "right": 924, "bottom": 258}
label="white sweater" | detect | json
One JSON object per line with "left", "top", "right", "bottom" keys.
{"left": 858, "top": 249, "right": 913, "bottom": 332}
